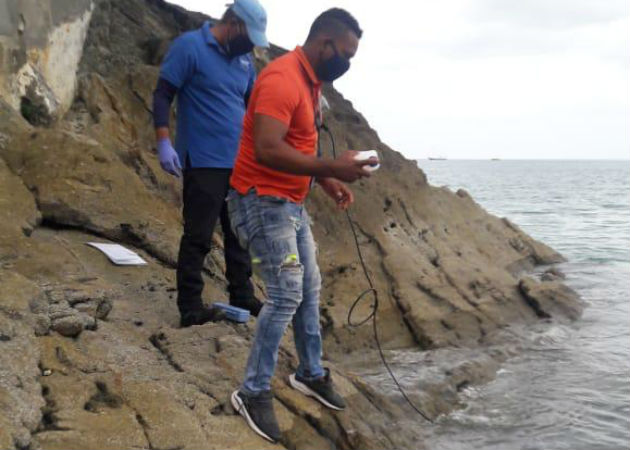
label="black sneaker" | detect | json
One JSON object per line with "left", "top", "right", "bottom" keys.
{"left": 288, "top": 368, "right": 346, "bottom": 411}
{"left": 179, "top": 305, "right": 226, "bottom": 327}
{"left": 230, "top": 297, "right": 263, "bottom": 317}
{"left": 230, "top": 390, "right": 281, "bottom": 443}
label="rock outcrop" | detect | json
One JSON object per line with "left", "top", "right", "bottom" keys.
{"left": 0, "top": 0, "right": 94, "bottom": 124}
{"left": 0, "top": 1, "right": 582, "bottom": 449}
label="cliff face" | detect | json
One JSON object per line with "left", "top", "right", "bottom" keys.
{"left": 0, "top": 1, "right": 582, "bottom": 449}
{"left": 0, "top": 0, "right": 94, "bottom": 124}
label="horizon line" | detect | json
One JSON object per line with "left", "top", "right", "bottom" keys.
{"left": 415, "top": 158, "right": 630, "bottom": 161}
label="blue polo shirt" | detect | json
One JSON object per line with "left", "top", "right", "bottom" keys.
{"left": 160, "top": 21, "right": 256, "bottom": 168}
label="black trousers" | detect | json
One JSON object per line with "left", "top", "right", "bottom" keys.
{"left": 176, "top": 168, "right": 254, "bottom": 314}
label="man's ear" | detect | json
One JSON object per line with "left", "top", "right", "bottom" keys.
{"left": 320, "top": 39, "right": 334, "bottom": 58}
{"left": 228, "top": 18, "right": 239, "bottom": 30}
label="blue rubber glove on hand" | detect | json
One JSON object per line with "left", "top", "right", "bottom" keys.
{"left": 157, "top": 137, "right": 182, "bottom": 177}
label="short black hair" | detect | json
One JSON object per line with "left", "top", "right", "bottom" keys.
{"left": 220, "top": 7, "right": 243, "bottom": 24}
{"left": 306, "top": 8, "right": 362, "bottom": 42}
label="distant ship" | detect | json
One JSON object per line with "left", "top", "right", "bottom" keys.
{"left": 491, "top": 158, "right": 501, "bottom": 161}
{"left": 428, "top": 156, "right": 447, "bottom": 160}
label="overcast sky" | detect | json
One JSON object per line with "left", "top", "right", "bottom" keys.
{"left": 170, "top": 0, "right": 629, "bottom": 160}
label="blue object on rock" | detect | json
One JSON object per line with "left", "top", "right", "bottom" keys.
{"left": 214, "top": 303, "right": 250, "bottom": 323}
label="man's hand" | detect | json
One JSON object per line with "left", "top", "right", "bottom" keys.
{"left": 329, "top": 150, "right": 378, "bottom": 183}
{"left": 317, "top": 177, "right": 354, "bottom": 210}
{"left": 157, "top": 137, "right": 182, "bottom": 177}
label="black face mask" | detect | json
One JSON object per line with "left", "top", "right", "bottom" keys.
{"left": 315, "top": 41, "right": 350, "bottom": 83}
{"left": 225, "top": 26, "right": 254, "bottom": 58}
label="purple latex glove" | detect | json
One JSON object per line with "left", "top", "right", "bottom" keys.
{"left": 157, "top": 137, "right": 182, "bottom": 177}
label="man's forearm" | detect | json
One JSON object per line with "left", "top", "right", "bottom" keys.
{"left": 315, "top": 176, "right": 332, "bottom": 185}
{"left": 256, "top": 140, "right": 334, "bottom": 178}
{"left": 153, "top": 78, "right": 177, "bottom": 140}
{"left": 156, "top": 127, "right": 170, "bottom": 141}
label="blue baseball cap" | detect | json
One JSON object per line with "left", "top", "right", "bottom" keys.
{"left": 230, "top": 0, "right": 269, "bottom": 48}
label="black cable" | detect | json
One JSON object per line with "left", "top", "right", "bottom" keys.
{"left": 320, "top": 124, "right": 433, "bottom": 423}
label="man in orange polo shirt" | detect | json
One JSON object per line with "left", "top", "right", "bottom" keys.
{"left": 227, "top": 8, "right": 377, "bottom": 443}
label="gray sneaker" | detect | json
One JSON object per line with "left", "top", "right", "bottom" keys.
{"left": 289, "top": 368, "right": 346, "bottom": 411}
{"left": 231, "top": 390, "right": 281, "bottom": 443}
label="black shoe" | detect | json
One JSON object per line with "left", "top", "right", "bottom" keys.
{"left": 230, "top": 390, "right": 281, "bottom": 443}
{"left": 179, "top": 305, "right": 226, "bottom": 327}
{"left": 230, "top": 297, "right": 263, "bottom": 317}
{"left": 289, "top": 368, "right": 346, "bottom": 411}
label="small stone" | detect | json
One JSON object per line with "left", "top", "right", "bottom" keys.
{"left": 51, "top": 315, "right": 84, "bottom": 337}
{"left": 95, "top": 298, "right": 113, "bottom": 320}
{"left": 47, "top": 302, "right": 74, "bottom": 320}
{"left": 32, "top": 313, "right": 51, "bottom": 336}
{"left": 42, "top": 369, "right": 52, "bottom": 376}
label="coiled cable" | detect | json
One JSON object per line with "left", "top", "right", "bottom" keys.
{"left": 319, "top": 124, "right": 433, "bottom": 423}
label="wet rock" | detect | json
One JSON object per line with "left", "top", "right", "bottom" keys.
{"left": 456, "top": 188, "right": 472, "bottom": 199}
{"left": 541, "top": 266, "right": 566, "bottom": 281}
{"left": 519, "top": 277, "right": 583, "bottom": 321}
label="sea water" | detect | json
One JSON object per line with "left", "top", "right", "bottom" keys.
{"left": 413, "top": 160, "right": 630, "bottom": 450}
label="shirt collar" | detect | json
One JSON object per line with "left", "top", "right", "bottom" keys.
{"left": 202, "top": 21, "right": 223, "bottom": 51}
{"left": 294, "top": 46, "right": 321, "bottom": 88}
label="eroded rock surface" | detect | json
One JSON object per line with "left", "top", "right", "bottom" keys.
{"left": 0, "top": 1, "right": 582, "bottom": 449}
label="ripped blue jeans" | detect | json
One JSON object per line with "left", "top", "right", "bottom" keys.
{"left": 226, "top": 189, "right": 325, "bottom": 395}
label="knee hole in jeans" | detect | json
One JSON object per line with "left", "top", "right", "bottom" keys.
{"left": 278, "top": 261, "right": 304, "bottom": 293}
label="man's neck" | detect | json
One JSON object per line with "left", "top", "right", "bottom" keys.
{"left": 301, "top": 43, "right": 319, "bottom": 73}
{"left": 211, "top": 23, "right": 227, "bottom": 46}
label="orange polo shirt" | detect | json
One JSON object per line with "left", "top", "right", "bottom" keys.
{"left": 230, "top": 46, "right": 321, "bottom": 203}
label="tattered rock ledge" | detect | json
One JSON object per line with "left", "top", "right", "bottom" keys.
{"left": 0, "top": 1, "right": 582, "bottom": 449}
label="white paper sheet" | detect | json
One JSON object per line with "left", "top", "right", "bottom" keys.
{"left": 86, "top": 242, "right": 147, "bottom": 265}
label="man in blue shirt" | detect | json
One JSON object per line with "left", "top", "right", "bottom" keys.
{"left": 152, "top": 0, "right": 268, "bottom": 327}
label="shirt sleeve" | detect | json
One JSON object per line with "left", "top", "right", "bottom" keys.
{"left": 152, "top": 78, "right": 178, "bottom": 128}
{"left": 159, "top": 33, "right": 197, "bottom": 89}
{"left": 253, "top": 71, "right": 300, "bottom": 126}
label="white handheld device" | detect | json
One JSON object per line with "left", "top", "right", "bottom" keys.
{"left": 354, "top": 150, "right": 380, "bottom": 172}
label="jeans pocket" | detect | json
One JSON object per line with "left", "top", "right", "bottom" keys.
{"left": 257, "top": 197, "right": 302, "bottom": 234}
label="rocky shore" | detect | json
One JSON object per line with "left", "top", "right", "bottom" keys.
{"left": 0, "top": 1, "right": 582, "bottom": 449}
